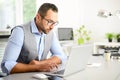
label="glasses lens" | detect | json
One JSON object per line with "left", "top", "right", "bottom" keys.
{"left": 53, "top": 21, "right": 58, "bottom": 26}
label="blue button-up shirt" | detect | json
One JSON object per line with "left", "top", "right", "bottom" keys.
{"left": 1, "top": 20, "right": 67, "bottom": 74}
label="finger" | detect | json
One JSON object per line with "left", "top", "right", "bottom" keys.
{"left": 50, "top": 63, "right": 58, "bottom": 69}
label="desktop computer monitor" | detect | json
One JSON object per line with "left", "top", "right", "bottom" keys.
{"left": 57, "top": 28, "right": 74, "bottom": 42}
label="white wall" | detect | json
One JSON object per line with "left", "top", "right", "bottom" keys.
{"left": 36, "top": 0, "right": 120, "bottom": 42}
{"left": 81, "top": 0, "right": 120, "bottom": 42}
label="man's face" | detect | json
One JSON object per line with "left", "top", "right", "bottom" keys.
{"left": 38, "top": 9, "right": 58, "bottom": 34}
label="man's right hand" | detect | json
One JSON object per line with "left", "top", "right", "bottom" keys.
{"left": 29, "top": 60, "right": 58, "bottom": 72}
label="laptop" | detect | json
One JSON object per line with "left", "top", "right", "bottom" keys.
{"left": 43, "top": 44, "right": 93, "bottom": 77}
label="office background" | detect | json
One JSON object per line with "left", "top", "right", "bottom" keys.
{"left": 0, "top": 1, "right": 120, "bottom": 79}
{"left": 0, "top": 0, "right": 120, "bottom": 42}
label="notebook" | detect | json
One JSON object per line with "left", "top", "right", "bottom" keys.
{"left": 43, "top": 44, "right": 93, "bottom": 77}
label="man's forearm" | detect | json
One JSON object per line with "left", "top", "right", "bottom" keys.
{"left": 10, "top": 63, "right": 37, "bottom": 74}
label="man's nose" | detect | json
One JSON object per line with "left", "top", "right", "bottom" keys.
{"left": 50, "top": 25, "right": 54, "bottom": 29}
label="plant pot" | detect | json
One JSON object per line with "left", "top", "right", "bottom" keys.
{"left": 117, "top": 38, "right": 120, "bottom": 42}
{"left": 108, "top": 39, "right": 112, "bottom": 42}
{"left": 78, "top": 38, "right": 84, "bottom": 45}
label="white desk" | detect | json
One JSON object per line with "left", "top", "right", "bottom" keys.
{"left": 66, "top": 56, "right": 120, "bottom": 80}
{"left": 1, "top": 56, "right": 120, "bottom": 80}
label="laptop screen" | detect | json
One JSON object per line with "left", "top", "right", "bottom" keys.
{"left": 58, "top": 28, "right": 74, "bottom": 41}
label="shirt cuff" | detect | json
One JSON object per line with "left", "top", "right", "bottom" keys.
{"left": 4, "top": 61, "right": 17, "bottom": 74}
{"left": 54, "top": 55, "right": 67, "bottom": 64}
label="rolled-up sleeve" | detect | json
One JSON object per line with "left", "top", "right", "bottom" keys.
{"left": 50, "top": 32, "right": 67, "bottom": 64}
{"left": 1, "top": 27, "right": 24, "bottom": 74}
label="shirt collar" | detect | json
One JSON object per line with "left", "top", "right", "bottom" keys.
{"left": 30, "top": 19, "right": 39, "bottom": 33}
{"left": 30, "top": 19, "right": 45, "bottom": 36}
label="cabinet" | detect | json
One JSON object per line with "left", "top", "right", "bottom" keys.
{"left": 0, "top": 38, "right": 8, "bottom": 63}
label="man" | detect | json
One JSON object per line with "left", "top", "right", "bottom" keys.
{"left": 1, "top": 3, "right": 67, "bottom": 74}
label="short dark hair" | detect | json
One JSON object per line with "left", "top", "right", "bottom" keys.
{"left": 38, "top": 3, "right": 58, "bottom": 18}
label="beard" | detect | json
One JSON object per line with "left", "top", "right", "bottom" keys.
{"left": 38, "top": 22, "right": 51, "bottom": 34}
{"left": 41, "top": 28, "right": 50, "bottom": 34}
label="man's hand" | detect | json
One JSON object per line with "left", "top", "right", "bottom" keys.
{"left": 29, "top": 56, "right": 61, "bottom": 72}
{"left": 29, "top": 59, "right": 58, "bottom": 72}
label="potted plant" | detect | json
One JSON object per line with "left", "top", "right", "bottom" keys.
{"left": 105, "top": 33, "right": 114, "bottom": 42}
{"left": 115, "top": 33, "right": 120, "bottom": 42}
{"left": 75, "top": 25, "right": 91, "bottom": 45}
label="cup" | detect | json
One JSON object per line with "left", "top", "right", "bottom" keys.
{"left": 104, "top": 52, "right": 111, "bottom": 61}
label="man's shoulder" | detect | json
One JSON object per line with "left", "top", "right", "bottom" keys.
{"left": 11, "top": 26, "right": 23, "bottom": 32}
{"left": 12, "top": 21, "right": 32, "bottom": 31}
{"left": 14, "top": 21, "right": 31, "bottom": 28}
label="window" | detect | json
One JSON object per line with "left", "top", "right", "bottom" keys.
{"left": 0, "top": 0, "right": 36, "bottom": 29}
{"left": 23, "top": 0, "right": 36, "bottom": 23}
{"left": 0, "top": 0, "right": 15, "bottom": 28}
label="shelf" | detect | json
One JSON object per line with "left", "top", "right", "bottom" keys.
{"left": 93, "top": 42, "right": 120, "bottom": 54}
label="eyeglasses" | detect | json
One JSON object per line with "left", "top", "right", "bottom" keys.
{"left": 43, "top": 18, "right": 58, "bottom": 26}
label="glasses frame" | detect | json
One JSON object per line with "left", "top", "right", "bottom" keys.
{"left": 43, "top": 18, "right": 58, "bottom": 26}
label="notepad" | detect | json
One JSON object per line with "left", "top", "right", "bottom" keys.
{"left": 87, "top": 63, "right": 102, "bottom": 67}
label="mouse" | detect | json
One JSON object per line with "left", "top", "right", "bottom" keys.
{"left": 32, "top": 73, "right": 48, "bottom": 79}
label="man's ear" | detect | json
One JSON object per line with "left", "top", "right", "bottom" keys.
{"left": 36, "top": 13, "right": 42, "bottom": 21}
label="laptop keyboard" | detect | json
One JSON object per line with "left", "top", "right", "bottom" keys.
{"left": 50, "top": 64, "right": 65, "bottom": 74}
{"left": 42, "top": 64, "right": 65, "bottom": 78}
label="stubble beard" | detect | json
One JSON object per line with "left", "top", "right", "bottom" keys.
{"left": 42, "top": 28, "right": 50, "bottom": 34}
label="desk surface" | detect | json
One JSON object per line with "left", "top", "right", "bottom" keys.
{"left": 1, "top": 56, "right": 120, "bottom": 80}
